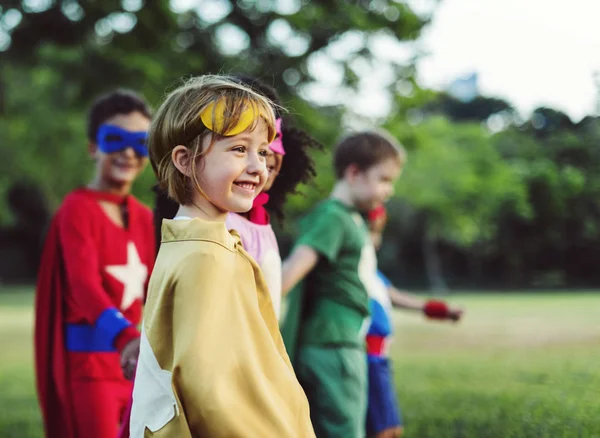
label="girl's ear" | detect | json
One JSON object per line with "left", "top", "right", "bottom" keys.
{"left": 172, "top": 145, "right": 193, "bottom": 177}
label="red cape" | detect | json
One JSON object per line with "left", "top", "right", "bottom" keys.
{"left": 34, "top": 217, "right": 76, "bottom": 438}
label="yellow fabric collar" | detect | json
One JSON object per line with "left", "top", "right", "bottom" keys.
{"left": 160, "top": 217, "right": 240, "bottom": 252}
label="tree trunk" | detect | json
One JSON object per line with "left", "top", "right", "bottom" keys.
{"left": 423, "top": 227, "right": 448, "bottom": 294}
{"left": 468, "top": 243, "right": 484, "bottom": 287}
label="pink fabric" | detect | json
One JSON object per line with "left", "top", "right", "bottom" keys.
{"left": 226, "top": 213, "right": 282, "bottom": 318}
{"left": 269, "top": 118, "right": 285, "bottom": 155}
{"left": 247, "top": 192, "right": 270, "bottom": 225}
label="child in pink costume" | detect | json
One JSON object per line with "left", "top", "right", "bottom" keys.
{"left": 226, "top": 119, "right": 292, "bottom": 318}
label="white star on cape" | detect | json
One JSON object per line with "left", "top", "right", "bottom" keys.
{"left": 130, "top": 327, "right": 179, "bottom": 436}
{"left": 106, "top": 242, "right": 148, "bottom": 310}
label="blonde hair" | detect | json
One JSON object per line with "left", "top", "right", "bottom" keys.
{"left": 149, "top": 75, "right": 277, "bottom": 205}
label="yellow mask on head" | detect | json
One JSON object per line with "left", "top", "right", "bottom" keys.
{"left": 200, "top": 99, "right": 275, "bottom": 143}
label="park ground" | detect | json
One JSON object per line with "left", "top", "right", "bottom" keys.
{"left": 0, "top": 288, "right": 598, "bottom": 437}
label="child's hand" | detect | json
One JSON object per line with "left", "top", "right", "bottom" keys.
{"left": 120, "top": 337, "right": 140, "bottom": 380}
{"left": 374, "top": 426, "right": 403, "bottom": 438}
{"left": 423, "top": 300, "right": 464, "bottom": 323}
{"left": 448, "top": 306, "right": 464, "bottom": 322}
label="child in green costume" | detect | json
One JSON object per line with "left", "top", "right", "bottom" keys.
{"left": 280, "top": 131, "right": 405, "bottom": 438}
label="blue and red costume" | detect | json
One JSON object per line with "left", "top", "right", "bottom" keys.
{"left": 34, "top": 188, "right": 155, "bottom": 438}
{"left": 366, "top": 270, "right": 403, "bottom": 436}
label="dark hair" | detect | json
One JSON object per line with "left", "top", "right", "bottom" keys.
{"left": 333, "top": 131, "right": 406, "bottom": 179}
{"left": 267, "top": 124, "right": 322, "bottom": 221}
{"left": 226, "top": 74, "right": 323, "bottom": 220}
{"left": 87, "top": 89, "right": 152, "bottom": 142}
{"left": 153, "top": 184, "right": 178, "bottom": 252}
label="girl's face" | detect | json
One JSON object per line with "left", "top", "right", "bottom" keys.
{"left": 185, "top": 118, "right": 270, "bottom": 218}
{"left": 90, "top": 111, "right": 150, "bottom": 187}
{"left": 262, "top": 149, "right": 283, "bottom": 192}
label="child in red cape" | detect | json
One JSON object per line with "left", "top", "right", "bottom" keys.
{"left": 34, "top": 90, "right": 156, "bottom": 438}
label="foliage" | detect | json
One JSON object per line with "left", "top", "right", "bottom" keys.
{"left": 2, "top": 1, "right": 600, "bottom": 288}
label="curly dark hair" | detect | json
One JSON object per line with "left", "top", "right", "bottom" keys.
{"left": 153, "top": 74, "right": 322, "bottom": 247}
{"left": 267, "top": 123, "right": 323, "bottom": 221}
{"left": 225, "top": 75, "right": 323, "bottom": 221}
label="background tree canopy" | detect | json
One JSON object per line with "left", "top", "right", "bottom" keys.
{"left": 1, "top": 0, "right": 600, "bottom": 290}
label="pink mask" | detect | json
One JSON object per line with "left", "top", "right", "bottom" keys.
{"left": 269, "top": 118, "right": 285, "bottom": 156}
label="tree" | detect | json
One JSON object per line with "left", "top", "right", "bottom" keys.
{"left": 0, "top": 0, "right": 430, "bottom": 218}
{"left": 385, "top": 116, "right": 531, "bottom": 292}
{"left": 492, "top": 120, "right": 600, "bottom": 288}
{"left": 1, "top": 1, "right": 428, "bottom": 104}
{"left": 426, "top": 93, "right": 515, "bottom": 123}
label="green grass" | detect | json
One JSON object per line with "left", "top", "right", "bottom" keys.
{"left": 394, "top": 293, "right": 600, "bottom": 437}
{"left": 0, "top": 288, "right": 598, "bottom": 437}
{"left": 0, "top": 288, "right": 42, "bottom": 438}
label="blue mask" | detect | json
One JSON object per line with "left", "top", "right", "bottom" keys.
{"left": 96, "top": 124, "right": 149, "bottom": 157}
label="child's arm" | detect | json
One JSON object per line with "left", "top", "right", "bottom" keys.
{"left": 281, "top": 206, "right": 346, "bottom": 296}
{"left": 281, "top": 245, "right": 318, "bottom": 296}
{"left": 59, "top": 199, "right": 140, "bottom": 352}
{"left": 381, "top": 272, "right": 464, "bottom": 321}
{"left": 388, "top": 285, "right": 427, "bottom": 311}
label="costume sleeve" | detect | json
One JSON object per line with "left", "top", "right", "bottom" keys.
{"left": 377, "top": 270, "right": 392, "bottom": 288}
{"left": 296, "top": 206, "right": 346, "bottom": 262}
{"left": 59, "top": 199, "right": 138, "bottom": 350}
{"left": 170, "top": 250, "right": 306, "bottom": 437}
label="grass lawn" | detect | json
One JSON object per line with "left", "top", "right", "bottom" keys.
{"left": 0, "top": 287, "right": 43, "bottom": 438}
{"left": 0, "top": 287, "right": 598, "bottom": 437}
{"left": 393, "top": 293, "right": 600, "bottom": 437}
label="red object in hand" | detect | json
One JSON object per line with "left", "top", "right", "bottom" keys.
{"left": 423, "top": 300, "right": 450, "bottom": 320}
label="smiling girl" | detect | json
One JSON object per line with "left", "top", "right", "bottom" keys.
{"left": 128, "top": 76, "right": 314, "bottom": 438}
{"left": 151, "top": 74, "right": 323, "bottom": 322}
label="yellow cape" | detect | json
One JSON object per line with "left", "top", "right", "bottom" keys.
{"left": 130, "top": 218, "right": 314, "bottom": 437}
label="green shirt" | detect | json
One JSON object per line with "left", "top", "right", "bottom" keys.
{"left": 296, "top": 199, "right": 372, "bottom": 347}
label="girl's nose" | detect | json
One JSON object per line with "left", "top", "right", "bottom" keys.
{"left": 247, "top": 151, "right": 267, "bottom": 176}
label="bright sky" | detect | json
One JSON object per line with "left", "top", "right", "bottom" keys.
{"left": 31, "top": 0, "right": 589, "bottom": 123}
{"left": 3, "top": 0, "right": 598, "bottom": 121}
{"left": 417, "top": 0, "right": 600, "bottom": 121}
